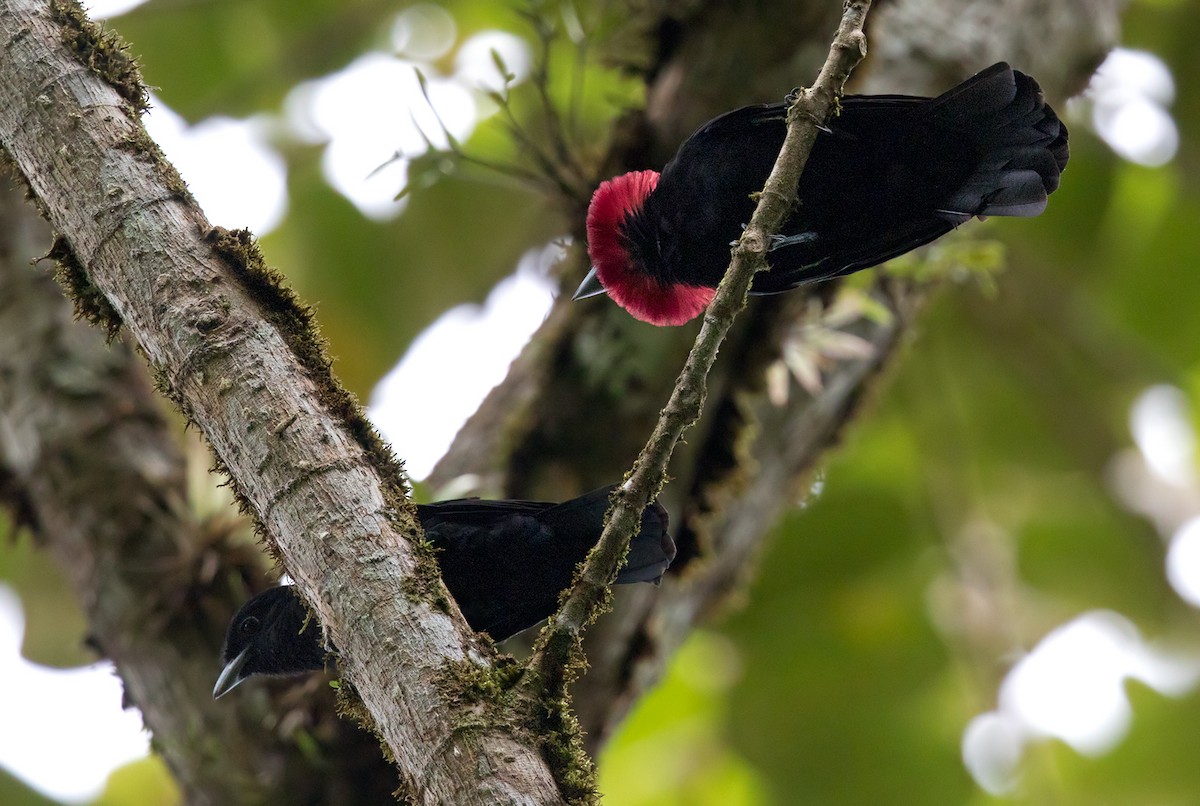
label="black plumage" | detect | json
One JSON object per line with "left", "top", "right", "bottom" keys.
{"left": 214, "top": 486, "right": 673, "bottom": 697}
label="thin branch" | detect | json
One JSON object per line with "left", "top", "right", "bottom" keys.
{"left": 519, "top": 6, "right": 585, "bottom": 184}
{"left": 406, "top": 60, "right": 583, "bottom": 204}
{"left": 523, "top": 0, "right": 873, "bottom": 693}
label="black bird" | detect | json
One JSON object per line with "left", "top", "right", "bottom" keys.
{"left": 576, "top": 62, "right": 1069, "bottom": 325}
{"left": 214, "top": 486, "right": 673, "bottom": 697}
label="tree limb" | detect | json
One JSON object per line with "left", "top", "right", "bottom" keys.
{"left": 0, "top": 1, "right": 563, "bottom": 802}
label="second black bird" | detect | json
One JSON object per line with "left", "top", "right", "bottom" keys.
{"left": 214, "top": 485, "right": 674, "bottom": 697}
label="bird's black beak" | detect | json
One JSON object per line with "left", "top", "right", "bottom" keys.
{"left": 572, "top": 268, "right": 607, "bottom": 300}
{"left": 213, "top": 647, "right": 250, "bottom": 699}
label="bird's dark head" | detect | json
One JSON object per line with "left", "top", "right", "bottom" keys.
{"left": 213, "top": 585, "right": 328, "bottom": 699}
{"left": 582, "top": 170, "right": 715, "bottom": 327}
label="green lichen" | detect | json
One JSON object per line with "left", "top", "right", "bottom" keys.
{"left": 332, "top": 678, "right": 370, "bottom": 727}
{"left": 436, "top": 654, "right": 524, "bottom": 709}
{"left": 390, "top": 784, "right": 417, "bottom": 806}
{"left": 49, "top": 0, "right": 149, "bottom": 114}
{"left": 433, "top": 652, "right": 597, "bottom": 804}
{"left": 534, "top": 697, "right": 596, "bottom": 805}
{"left": 46, "top": 236, "right": 123, "bottom": 339}
{"left": 515, "top": 664, "right": 598, "bottom": 805}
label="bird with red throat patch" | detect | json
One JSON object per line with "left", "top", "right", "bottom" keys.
{"left": 575, "top": 63, "right": 1069, "bottom": 326}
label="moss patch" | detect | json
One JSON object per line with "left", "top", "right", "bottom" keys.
{"left": 435, "top": 650, "right": 599, "bottom": 804}
{"left": 204, "top": 228, "right": 409, "bottom": 502}
{"left": 436, "top": 653, "right": 523, "bottom": 709}
{"left": 530, "top": 636, "right": 597, "bottom": 802}
{"left": 533, "top": 693, "right": 596, "bottom": 805}
{"left": 398, "top": 549, "right": 452, "bottom": 615}
{"left": 116, "top": 126, "right": 193, "bottom": 203}
{"left": 49, "top": 0, "right": 149, "bottom": 114}
{"left": 46, "top": 235, "right": 123, "bottom": 339}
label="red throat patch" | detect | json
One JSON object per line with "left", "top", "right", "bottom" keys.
{"left": 585, "top": 171, "right": 715, "bottom": 326}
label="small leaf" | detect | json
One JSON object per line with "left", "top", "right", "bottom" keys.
{"left": 490, "top": 48, "right": 515, "bottom": 85}
{"left": 413, "top": 66, "right": 432, "bottom": 103}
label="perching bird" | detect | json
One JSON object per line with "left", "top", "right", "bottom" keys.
{"left": 214, "top": 486, "right": 674, "bottom": 697}
{"left": 576, "top": 62, "right": 1069, "bottom": 325}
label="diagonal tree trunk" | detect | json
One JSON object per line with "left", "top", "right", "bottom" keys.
{"left": 0, "top": 180, "right": 400, "bottom": 804}
{"left": 0, "top": 0, "right": 562, "bottom": 802}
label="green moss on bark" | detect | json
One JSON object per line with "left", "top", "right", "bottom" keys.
{"left": 49, "top": 0, "right": 149, "bottom": 114}
{"left": 47, "top": 235, "right": 123, "bottom": 339}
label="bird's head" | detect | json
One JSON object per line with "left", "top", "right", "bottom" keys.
{"left": 213, "top": 585, "right": 328, "bottom": 698}
{"left": 579, "top": 170, "right": 715, "bottom": 326}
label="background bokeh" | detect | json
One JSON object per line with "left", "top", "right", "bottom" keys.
{"left": 3, "top": 0, "right": 1200, "bottom": 803}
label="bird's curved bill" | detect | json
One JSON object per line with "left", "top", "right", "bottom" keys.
{"left": 213, "top": 647, "right": 251, "bottom": 699}
{"left": 572, "top": 268, "right": 607, "bottom": 300}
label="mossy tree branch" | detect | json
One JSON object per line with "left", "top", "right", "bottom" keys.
{"left": 0, "top": 0, "right": 564, "bottom": 802}
{"left": 0, "top": 184, "right": 273, "bottom": 806}
{"left": 521, "top": 0, "right": 874, "bottom": 698}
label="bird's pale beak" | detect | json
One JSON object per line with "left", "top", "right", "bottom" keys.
{"left": 213, "top": 647, "right": 251, "bottom": 699}
{"left": 572, "top": 268, "right": 607, "bottom": 300}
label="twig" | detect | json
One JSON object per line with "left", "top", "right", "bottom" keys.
{"left": 523, "top": 0, "right": 873, "bottom": 694}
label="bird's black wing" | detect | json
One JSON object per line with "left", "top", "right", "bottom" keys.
{"left": 754, "top": 62, "right": 1068, "bottom": 292}
{"left": 415, "top": 497, "right": 552, "bottom": 526}
{"left": 426, "top": 485, "right": 673, "bottom": 640}
{"left": 531, "top": 486, "right": 674, "bottom": 584}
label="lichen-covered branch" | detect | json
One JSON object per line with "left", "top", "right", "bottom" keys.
{"left": 0, "top": 0, "right": 562, "bottom": 802}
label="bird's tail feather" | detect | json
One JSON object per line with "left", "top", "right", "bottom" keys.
{"left": 617, "top": 502, "right": 675, "bottom": 585}
{"left": 538, "top": 485, "right": 676, "bottom": 585}
{"left": 927, "top": 63, "right": 1069, "bottom": 221}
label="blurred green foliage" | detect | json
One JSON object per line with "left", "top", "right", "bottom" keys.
{"left": 90, "top": 758, "right": 178, "bottom": 806}
{"left": 5, "top": 0, "right": 1200, "bottom": 802}
{"left": 0, "top": 531, "right": 89, "bottom": 667}
{"left": 699, "top": 0, "right": 1200, "bottom": 800}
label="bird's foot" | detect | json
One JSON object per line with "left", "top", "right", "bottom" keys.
{"left": 768, "top": 231, "right": 818, "bottom": 251}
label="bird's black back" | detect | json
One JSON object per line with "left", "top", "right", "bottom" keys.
{"left": 420, "top": 485, "right": 672, "bottom": 640}
{"left": 630, "top": 63, "right": 1068, "bottom": 293}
